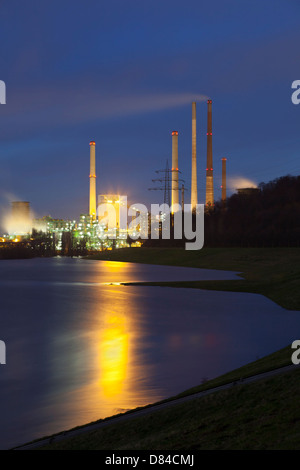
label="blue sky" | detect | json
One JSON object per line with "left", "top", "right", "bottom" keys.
{"left": 0, "top": 0, "right": 299, "bottom": 222}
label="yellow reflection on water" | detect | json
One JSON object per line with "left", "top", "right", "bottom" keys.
{"left": 99, "top": 261, "right": 133, "bottom": 274}
{"left": 99, "top": 313, "right": 129, "bottom": 397}
{"left": 48, "top": 284, "right": 164, "bottom": 431}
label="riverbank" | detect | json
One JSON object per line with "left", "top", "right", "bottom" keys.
{"left": 87, "top": 247, "right": 300, "bottom": 310}
{"left": 12, "top": 247, "right": 300, "bottom": 450}
{"left": 21, "top": 344, "right": 300, "bottom": 450}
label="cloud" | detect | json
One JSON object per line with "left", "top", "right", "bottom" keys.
{"left": 86, "top": 92, "right": 209, "bottom": 118}
{"left": 1, "top": 85, "right": 208, "bottom": 140}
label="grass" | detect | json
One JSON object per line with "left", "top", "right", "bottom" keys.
{"left": 87, "top": 247, "right": 300, "bottom": 310}
{"left": 26, "top": 344, "right": 298, "bottom": 450}
{"left": 173, "top": 344, "right": 293, "bottom": 398}
{"left": 36, "top": 350, "right": 300, "bottom": 450}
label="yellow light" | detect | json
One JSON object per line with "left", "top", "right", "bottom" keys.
{"left": 99, "top": 315, "right": 129, "bottom": 397}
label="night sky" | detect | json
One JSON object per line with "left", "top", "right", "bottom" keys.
{"left": 0, "top": 0, "right": 299, "bottom": 225}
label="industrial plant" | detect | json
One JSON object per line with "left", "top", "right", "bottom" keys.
{"left": 0, "top": 99, "right": 234, "bottom": 254}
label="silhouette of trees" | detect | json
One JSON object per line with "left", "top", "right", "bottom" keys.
{"left": 204, "top": 175, "right": 300, "bottom": 247}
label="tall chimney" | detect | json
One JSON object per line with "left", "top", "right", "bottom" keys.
{"left": 171, "top": 131, "right": 179, "bottom": 212}
{"left": 89, "top": 141, "right": 96, "bottom": 219}
{"left": 191, "top": 102, "right": 197, "bottom": 210}
{"left": 205, "top": 99, "right": 214, "bottom": 207}
{"left": 221, "top": 158, "right": 227, "bottom": 203}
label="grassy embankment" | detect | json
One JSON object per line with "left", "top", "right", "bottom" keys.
{"left": 36, "top": 345, "right": 300, "bottom": 450}
{"left": 87, "top": 247, "right": 300, "bottom": 310}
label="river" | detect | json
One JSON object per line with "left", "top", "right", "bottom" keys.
{"left": 0, "top": 257, "right": 299, "bottom": 449}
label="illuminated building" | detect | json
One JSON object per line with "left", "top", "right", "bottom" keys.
{"left": 97, "top": 195, "right": 127, "bottom": 239}
{"left": 74, "top": 214, "right": 101, "bottom": 250}
{"left": 32, "top": 216, "right": 76, "bottom": 251}
{"left": 128, "top": 204, "right": 148, "bottom": 242}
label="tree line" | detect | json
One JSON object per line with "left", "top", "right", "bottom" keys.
{"left": 205, "top": 175, "right": 300, "bottom": 247}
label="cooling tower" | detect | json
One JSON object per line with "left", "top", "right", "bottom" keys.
{"left": 10, "top": 201, "right": 31, "bottom": 235}
{"left": 11, "top": 201, "right": 30, "bottom": 221}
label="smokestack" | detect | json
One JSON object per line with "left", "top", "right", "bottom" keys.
{"left": 181, "top": 183, "right": 185, "bottom": 208}
{"left": 221, "top": 158, "right": 227, "bottom": 203}
{"left": 205, "top": 99, "right": 214, "bottom": 207}
{"left": 191, "top": 102, "right": 197, "bottom": 210}
{"left": 89, "top": 141, "right": 96, "bottom": 219}
{"left": 171, "top": 131, "right": 179, "bottom": 212}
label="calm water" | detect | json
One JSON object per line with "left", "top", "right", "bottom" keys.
{"left": 0, "top": 257, "right": 299, "bottom": 449}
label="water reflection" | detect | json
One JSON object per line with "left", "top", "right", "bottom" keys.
{"left": 41, "top": 285, "right": 163, "bottom": 440}
{"left": 0, "top": 259, "right": 299, "bottom": 449}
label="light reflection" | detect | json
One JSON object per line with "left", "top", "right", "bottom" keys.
{"left": 46, "top": 285, "right": 164, "bottom": 430}
{"left": 102, "top": 282, "right": 122, "bottom": 286}
{"left": 91, "top": 260, "right": 139, "bottom": 284}
{"left": 99, "top": 261, "right": 132, "bottom": 273}
{"left": 99, "top": 313, "right": 129, "bottom": 397}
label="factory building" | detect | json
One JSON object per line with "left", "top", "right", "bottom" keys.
{"left": 32, "top": 216, "right": 76, "bottom": 251}
{"left": 237, "top": 187, "right": 260, "bottom": 196}
{"left": 97, "top": 194, "right": 126, "bottom": 232}
{"left": 33, "top": 215, "right": 75, "bottom": 234}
